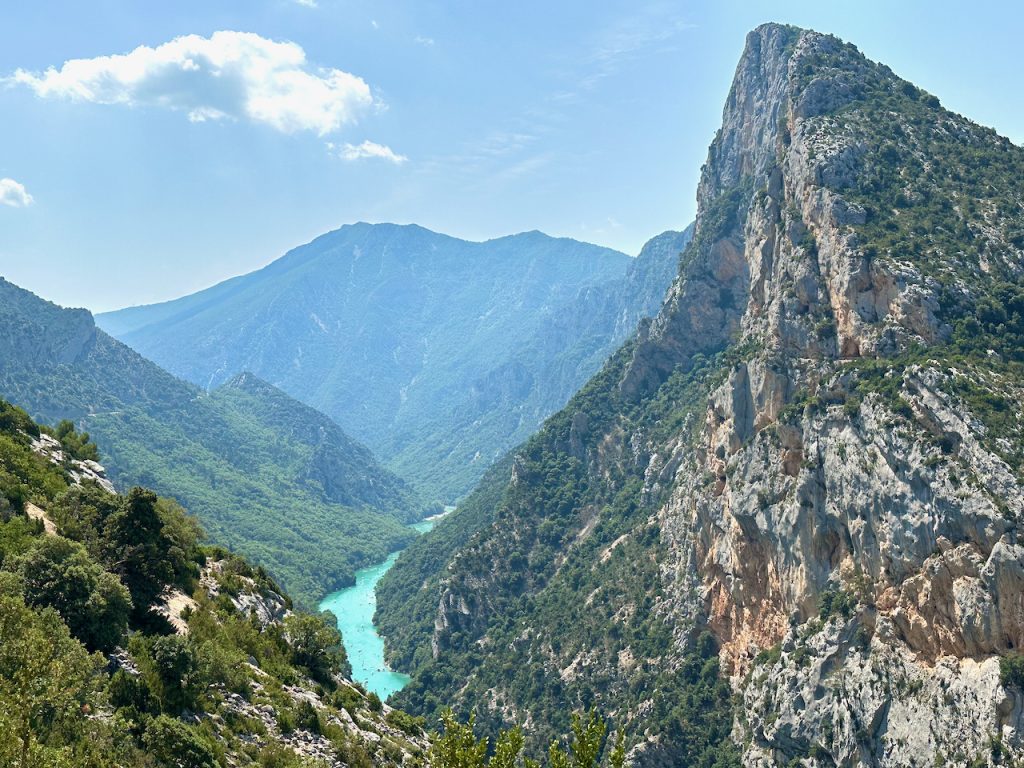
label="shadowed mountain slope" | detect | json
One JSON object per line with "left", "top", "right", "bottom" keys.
{"left": 99, "top": 223, "right": 691, "bottom": 501}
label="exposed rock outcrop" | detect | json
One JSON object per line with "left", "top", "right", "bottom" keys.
{"left": 201, "top": 559, "right": 290, "bottom": 628}
{"left": 646, "top": 24, "right": 1024, "bottom": 765}
{"left": 381, "top": 22, "right": 1024, "bottom": 768}
{"left": 30, "top": 431, "right": 116, "bottom": 493}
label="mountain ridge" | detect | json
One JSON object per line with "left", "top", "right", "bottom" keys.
{"left": 0, "top": 276, "right": 432, "bottom": 604}
{"left": 97, "top": 222, "right": 690, "bottom": 501}
{"left": 99, "top": 223, "right": 628, "bottom": 338}
{"left": 375, "top": 22, "right": 1024, "bottom": 766}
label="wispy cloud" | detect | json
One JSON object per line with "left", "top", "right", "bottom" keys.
{"left": 293, "top": 0, "right": 318, "bottom": 7}
{"left": 465, "top": 8, "right": 688, "bottom": 146}
{"left": 414, "top": 130, "right": 540, "bottom": 184}
{"left": 486, "top": 152, "right": 553, "bottom": 186}
{"left": 7, "top": 31, "right": 374, "bottom": 135}
{"left": 450, "top": 131, "right": 536, "bottom": 170}
{"left": 415, "top": 36, "right": 436, "bottom": 47}
{"left": 0, "top": 178, "right": 33, "bottom": 208}
{"left": 556, "top": 7, "right": 695, "bottom": 101}
{"left": 579, "top": 216, "right": 623, "bottom": 239}
{"left": 475, "top": 131, "right": 536, "bottom": 158}
{"left": 418, "top": 5, "right": 693, "bottom": 198}
{"left": 332, "top": 140, "right": 408, "bottom": 164}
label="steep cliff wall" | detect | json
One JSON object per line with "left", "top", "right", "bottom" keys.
{"left": 662, "top": 25, "right": 1024, "bottom": 766}
{"left": 378, "top": 24, "right": 1024, "bottom": 767}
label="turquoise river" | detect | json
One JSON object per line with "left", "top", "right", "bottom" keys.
{"left": 319, "top": 517, "right": 438, "bottom": 700}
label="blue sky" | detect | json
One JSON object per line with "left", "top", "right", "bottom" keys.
{"left": 1, "top": 0, "right": 1021, "bottom": 312}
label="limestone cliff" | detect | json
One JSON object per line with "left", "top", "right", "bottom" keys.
{"left": 378, "top": 23, "right": 1024, "bottom": 768}
{"left": 660, "top": 25, "right": 1024, "bottom": 765}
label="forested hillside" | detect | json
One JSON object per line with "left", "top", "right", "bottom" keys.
{"left": 98, "top": 224, "right": 689, "bottom": 501}
{"left": 0, "top": 278, "right": 434, "bottom": 605}
{"left": 0, "top": 396, "right": 429, "bottom": 767}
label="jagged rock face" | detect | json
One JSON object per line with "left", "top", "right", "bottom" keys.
{"left": 380, "top": 23, "right": 1024, "bottom": 768}
{"left": 645, "top": 24, "right": 1024, "bottom": 765}
{"left": 740, "top": 618, "right": 1024, "bottom": 768}
{"left": 30, "top": 432, "right": 116, "bottom": 493}
{"left": 0, "top": 279, "right": 98, "bottom": 368}
{"left": 201, "top": 560, "right": 290, "bottom": 628}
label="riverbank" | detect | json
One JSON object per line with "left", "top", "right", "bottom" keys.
{"left": 319, "top": 509, "right": 450, "bottom": 699}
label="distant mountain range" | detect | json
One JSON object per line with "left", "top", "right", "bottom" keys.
{"left": 0, "top": 277, "right": 432, "bottom": 604}
{"left": 98, "top": 222, "right": 692, "bottom": 501}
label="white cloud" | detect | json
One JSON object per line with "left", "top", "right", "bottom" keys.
{"left": 0, "top": 178, "right": 33, "bottom": 208}
{"left": 293, "top": 0, "right": 318, "bottom": 6}
{"left": 336, "top": 140, "right": 407, "bottom": 164}
{"left": 415, "top": 36, "right": 435, "bottom": 47}
{"left": 9, "top": 31, "right": 373, "bottom": 135}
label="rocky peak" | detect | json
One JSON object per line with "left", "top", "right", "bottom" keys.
{"left": 0, "top": 278, "right": 98, "bottom": 367}
{"left": 607, "top": 21, "right": 1023, "bottom": 762}
{"left": 629, "top": 20, "right": 1024, "bottom": 402}
{"left": 376, "top": 24, "right": 1024, "bottom": 767}
{"left": 635, "top": 22, "right": 1024, "bottom": 764}
{"left": 698, "top": 23, "right": 798, "bottom": 207}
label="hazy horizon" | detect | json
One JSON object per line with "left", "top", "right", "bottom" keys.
{"left": 1, "top": 0, "right": 1022, "bottom": 312}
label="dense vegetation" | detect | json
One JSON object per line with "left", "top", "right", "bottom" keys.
{"left": 98, "top": 223, "right": 690, "bottom": 502}
{"left": 378, "top": 237, "right": 748, "bottom": 764}
{"left": 0, "top": 396, "right": 428, "bottom": 767}
{"left": 0, "top": 397, "right": 471, "bottom": 768}
{"left": 0, "top": 278, "right": 433, "bottom": 606}
{"left": 0, "top": 394, "right": 641, "bottom": 766}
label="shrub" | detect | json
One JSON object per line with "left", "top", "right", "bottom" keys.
{"left": 818, "top": 588, "right": 856, "bottom": 620}
{"left": 142, "top": 715, "right": 218, "bottom": 768}
{"left": 999, "top": 654, "right": 1024, "bottom": 689}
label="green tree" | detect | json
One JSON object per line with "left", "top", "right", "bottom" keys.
{"left": 549, "top": 710, "right": 607, "bottom": 768}
{"left": 155, "top": 496, "right": 203, "bottom": 588}
{"left": 135, "top": 634, "right": 205, "bottom": 714}
{"left": 490, "top": 727, "right": 527, "bottom": 768}
{"left": 0, "top": 587, "right": 98, "bottom": 768}
{"left": 1000, "top": 653, "right": 1024, "bottom": 688}
{"left": 49, "top": 484, "right": 122, "bottom": 558}
{"left": 0, "top": 516, "right": 41, "bottom": 567}
{"left": 53, "top": 419, "right": 100, "bottom": 463}
{"left": 283, "top": 612, "right": 347, "bottom": 685}
{"left": 432, "top": 711, "right": 489, "bottom": 768}
{"left": 257, "top": 741, "right": 318, "bottom": 767}
{"left": 17, "top": 536, "right": 132, "bottom": 652}
{"left": 431, "top": 709, "right": 623, "bottom": 768}
{"left": 104, "top": 487, "right": 176, "bottom": 618}
{"left": 142, "top": 715, "right": 218, "bottom": 768}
